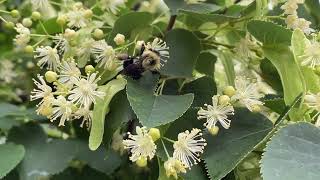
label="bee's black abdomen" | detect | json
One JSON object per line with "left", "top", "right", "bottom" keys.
{"left": 123, "top": 63, "right": 144, "bottom": 79}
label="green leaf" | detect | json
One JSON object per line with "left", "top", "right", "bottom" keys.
{"left": 126, "top": 72, "right": 194, "bottom": 127}
{"left": 291, "top": 29, "right": 320, "bottom": 93}
{"left": 36, "top": 18, "right": 63, "bottom": 35}
{"left": 0, "top": 117, "right": 20, "bottom": 131}
{"left": 181, "top": 76, "right": 217, "bottom": 107}
{"left": 261, "top": 122, "right": 320, "bottom": 180}
{"left": 247, "top": 20, "right": 292, "bottom": 46}
{"left": 89, "top": 76, "right": 127, "bottom": 151}
{"left": 220, "top": 50, "right": 235, "bottom": 86}
{"left": 195, "top": 52, "right": 217, "bottom": 77}
{"left": 0, "top": 143, "right": 25, "bottom": 178}
{"left": 180, "top": 11, "right": 238, "bottom": 24}
{"left": 103, "top": 90, "right": 131, "bottom": 149}
{"left": 203, "top": 108, "right": 273, "bottom": 180}
{"left": 262, "top": 46, "right": 305, "bottom": 109}
{"left": 161, "top": 29, "right": 200, "bottom": 78}
{"left": 164, "top": 0, "right": 221, "bottom": 15}
{"left": 107, "top": 12, "right": 153, "bottom": 45}
{"left": 8, "top": 123, "right": 75, "bottom": 180}
{"left": 74, "top": 140, "right": 122, "bottom": 175}
{"left": 0, "top": 103, "right": 21, "bottom": 118}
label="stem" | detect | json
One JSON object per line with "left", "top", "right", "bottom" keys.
{"left": 49, "top": 1, "right": 63, "bottom": 6}
{"left": 166, "top": 15, "right": 177, "bottom": 32}
{"left": 0, "top": 16, "right": 7, "bottom": 23}
{"left": 162, "top": 137, "right": 175, "bottom": 144}
{"left": 0, "top": 9, "right": 9, "bottom": 14}
{"left": 161, "top": 139, "right": 170, "bottom": 158}
{"left": 33, "top": 38, "right": 47, "bottom": 47}
{"left": 39, "top": 20, "right": 49, "bottom": 35}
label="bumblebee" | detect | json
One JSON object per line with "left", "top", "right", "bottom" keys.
{"left": 118, "top": 44, "right": 163, "bottom": 79}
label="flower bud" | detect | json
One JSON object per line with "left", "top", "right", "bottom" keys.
{"left": 24, "top": 45, "right": 34, "bottom": 54}
{"left": 136, "top": 156, "right": 147, "bottom": 167}
{"left": 218, "top": 95, "right": 230, "bottom": 105}
{"left": 251, "top": 104, "right": 261, "bottom": 112}
{"left": 85, "top": 65, "right": 95, "bottom": 74}
{"left": 26, "top": 61, "right": 35, "bottom": 69}
{"left": 31, "top": 11, "right": 41, "bottom": 20}
{"left": 208, "top": 126, "right": 219, "bottom": 136}
{"left": 84, "top": 9, "right": 93, "bottom": 18}
{"left": 223, "top": 86, "right": 236, "bottom": 97}
{"left": 64, "top": 28, "right": 76, "bottom": 39}
{"left": 114, "top": 33, "right": 125, "bottom": 45}
{"left": 22, "top": 18, "right": 33, "bottom": 27}
{"left": 56, "top": 15, "right": 67, "bottom": 26}
{"left": 135, "top": 40, "right": 144, "bottom": 50}
{"left": 148, "top": 128, "right": 160, "bottom": 142}
{"left": 4, "top": 22, "right": 15, "bottom": 29}
{"left": 74, "top": 2, "right": 83, "bottom": 9}
{"left": 92, "top": 29, "right": 104, "bottom": 40}
{"left": 45, "top": 71, "right": 58, "bottom": 83}
{"left": 10, "top": 10, "right": 20, "bottom": 18}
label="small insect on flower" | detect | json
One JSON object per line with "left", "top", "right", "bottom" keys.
{"left": 123, "top": 126, "right": 157, "bottom": 162}
{"left": 173, "top": 128, "right": 206, "bottom": 168}
{"left": 164, "top": 157, "right": 187, "bottom": 179}
{"left": 51, "top": 96, "right": 74, "bottom": 126}
{"left": 145, "top": 38, "right": 169, "bottom": 67}
{"left": 232, "top": 76, "right": 264, "bottom": 112}
{"left": 68, "top": 73, "right": 105, "bottom": 108}
{"left": 197, "top": 95, "right": 234, "bottom": 130}
{"left": 34, "top": 46, "right": 61, "bottom": 71}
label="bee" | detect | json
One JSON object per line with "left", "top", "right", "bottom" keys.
{"left": 118, "top": 43, "right": 164, "bottom": 79}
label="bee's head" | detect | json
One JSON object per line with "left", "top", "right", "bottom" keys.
{"left": 141, "top": 50, "right": 161, "bottom": 71}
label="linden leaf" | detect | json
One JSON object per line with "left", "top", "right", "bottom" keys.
{"left": 126, "top": 72, "right": 194, "bottom": 128}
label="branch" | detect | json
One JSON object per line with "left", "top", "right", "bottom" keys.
{"left": 166, "top": 15, "right": 177, "bottom": 32}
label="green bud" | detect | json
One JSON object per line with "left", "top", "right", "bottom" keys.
{"left": 84, "top": 9, "right": 93, "bottom": 19}
{"left": 223, "top": 86, "right": 236, "bottom": 97}
{"left": 92, "top": 29, "right": 104, "bottom": 40}
{"left": 45, "top": 71, "right": 58, "bottom": 83}
{"left": 10, "top": 10, "right": 20, "bottom": 18}
{"left": 56, "top": 15, "right": 67, "bottom": 26}
{"left": 136, "top": 156, "right": 148, "bottom": 168}
{"left": 22, "top": 18, "right": 33, "bottom": 27}
{"left": 85, "top": 65, "right": 95, "bottom": 74}
{"left": 24, "top": 45, "right": 34, "bottom": 54}
{"left": 148, "top": 128, "right": 161, "bottom": 142}
{"left": 31, "top": 11, "right": 41, "bottom": 20}
{"left": 218, "top": 95, "right": 230, "bottom": 105}
{"left": 4, "top": 22, "right": 15, "bottom": 29}
{"left": 208, "top": 126, "right": 219, "bottom": 136}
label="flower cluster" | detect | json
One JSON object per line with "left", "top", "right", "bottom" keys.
{"left": 304, "top": 92, "right": 320, "bottom": 127}
{"left": 198, "top": 76, "right": 264, "bottom": 134}
{"left": 300, "top": 40, "right": 320, "bottom": 69}
{"left": 122, "top": 127, "right": 206, "bottom": 179}
{"left": 282, "top": 0, "right": 314, "bottom": 34}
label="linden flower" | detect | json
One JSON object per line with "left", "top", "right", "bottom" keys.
{"left": 91, "top": 40, "right": 116, "bottom": 69}
{"left": 197, "top": 95, "right": 234, "bottom": 129}
{"left": 304, "top": 93, "right": 320, "bottom": 127}
{"left": 100, "top": 0, "right": 127, "bottom": 14}
{"left": 173, "top": 129, "right": 207, "bottom": 168}
{"left": 123, "top": 126, "right": 157, "bottom": 162}
{"left": 77, "top": 38, "right": 94, "bottom": 63}
{"left": 66, "top": 7, "right": 89, "bottom": 28}
{"left": 0, "top": 60, "right": 17, "bottom": 83}
{"left": 300, "top": 41, "right": 320, "bottom": 68}
{"left": 30, "top": 75, "right": 53, "bottom": 104}
{"left": 295, "top": 18, "right": 314, "bottom": 35}
{"left": 34, "top": 46, "right": 60, "bottom": 70}
{"left": 68, "top": 73, "right": 105, "bottom": 108}
{"left": 74, "top": 107, "right": 93, "bottom": 128}
{"left": 53, "top": 35, "right": 70, "bottom": 54}
{"left": 58, "top": 60, "right": 81, "bottom": 84}
{"left": 31, "top": 0, "right": 50, "bottom": 11}
{"left": 280, "top": 0, "right": 298, "bottom": 15}
{"left": 51, "top": 96, "right": 74, "bottom": 126}
{"left": 232, "top": 76, "right": 264, "bottom": 112}
{"left": 164, "top": 157, "right": 187, "bottom": 179}
{"left": 14, "top": 23, "right": 30, "bottom": 47}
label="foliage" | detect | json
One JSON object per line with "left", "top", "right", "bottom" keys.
{"left": 0, "top": 0, "right": 319, "bottom": 180}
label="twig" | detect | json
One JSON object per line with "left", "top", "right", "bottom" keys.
{"left": 166, "top": 15, "right": 177, "bottom": 32}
